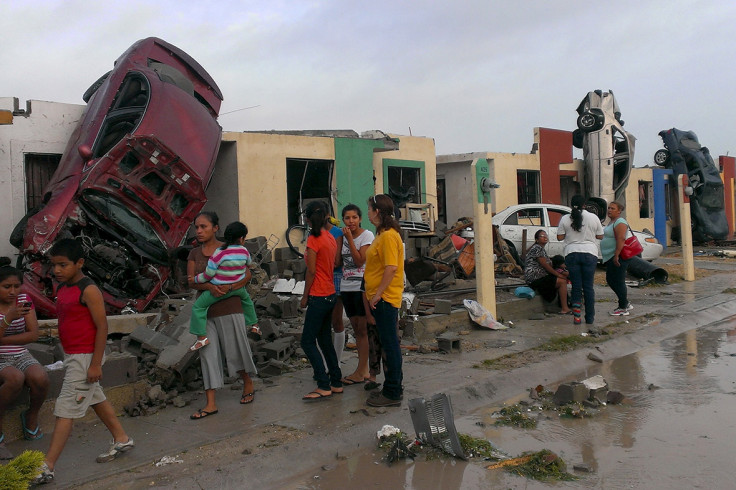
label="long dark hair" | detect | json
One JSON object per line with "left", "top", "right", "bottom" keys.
{"left": 196, "top": 211, "right": 219, "bottom": 228}
{"left": 0, "top": 257, "right": 22, "bottom": 283}
{"left": 368, "top": 194, "right": 401, "bottom": 233}
{"left": 342, "top": 203, "right": 362, "bottom": 219}
{"left": 570, "top": 195, "right": 586, "bottom": 232}
{"left": 305, "top": 201, "right": 327, "bottom": 237}
{"left": 220, "top": 221, "right": 248, "bottom": 250}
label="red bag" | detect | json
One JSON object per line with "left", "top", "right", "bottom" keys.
{"left": 619, "top": 225, "right": 643, "bottom": 260}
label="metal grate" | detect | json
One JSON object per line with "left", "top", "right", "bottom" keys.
{"left": 408, "top": 393, "right": 466, "bottom": 460}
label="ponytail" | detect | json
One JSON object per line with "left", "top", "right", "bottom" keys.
{"left": 570, "top": 195, "right": 585, "bottom": 232}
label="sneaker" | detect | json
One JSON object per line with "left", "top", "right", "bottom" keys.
{"left": 96, "top": 437, "right": 135, "bottom": 463}
{"left": 626, "top": 302, "right": 634, "bottom": 310}
{"left": 32, "top": 462, "right": 54, "bottom": 485}
{"left": 366, "top": 394, "right": 402, "bottom": 407}
{"left": 610, "top": 308, "right": 630, "bottom": 316}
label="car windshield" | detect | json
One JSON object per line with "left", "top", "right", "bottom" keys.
{"left": 79, "top": 190, "right": 167, "bottom": 258}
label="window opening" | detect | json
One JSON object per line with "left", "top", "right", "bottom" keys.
{"left": 639, "top": 181, "right": 652, "bottom": 218}
{"left": 285, "top": 158, "right": 334, "bottom": 226}
{"left": 387, "top": 166, "right": 421, "bottom": 208}
{"left": 517, "top": 170, "right": 540, "bottom": 204}
{"left": 24, "top": 153, "right": 61, "bottom": 211}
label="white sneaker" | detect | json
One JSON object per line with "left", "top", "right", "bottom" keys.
{"left": 96, "top": 437, "right": 135, "bottom": 463}
{"left": 626, "top": 302, "right": 634, "bottom": 310}
{"left": 610, "top": 308, "right": 630, "bottom": 316}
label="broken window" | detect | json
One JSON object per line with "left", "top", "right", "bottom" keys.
{"left": 93, "top": 73, "right": 149, "bottom": 158}
{"left": 387, "top": 166, "right": 421, "bottom": 207}
{"left": 517, "top": 170, "right": 540, "bottom": 204}
{"left": 639, "top": 181, "right": 652, "bottom": 218}
{"left": 285, "top": 158, "right": 334, "bottom": 227}
{"left": 436, "top": 178, "right": 447, "bottom": 223}
{"left": 24, "top": 153, "right": 61, "bottom": 211}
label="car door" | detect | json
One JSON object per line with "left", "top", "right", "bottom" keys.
{"left": 545, "top": 207, "right": 569, "bottom": 258}
{"left": 498, "top": 207, "right": 547, "bottom": 258}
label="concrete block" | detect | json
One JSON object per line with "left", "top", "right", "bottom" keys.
{"left": 258, "top": 319, "right": 278, "bottom": 341}
{"left": 434, "top": 299, "right": 452, "bottom": 315}
{"left": 581, "top": 375, "right": 608, "bottom": 400}
{"left": 274, "top": 247, "right": 299, "bottom": 261}
{"left": 293, "top": 271, "right": 305, "bottom": 282}
{"left": 553, "top": 382, "right": 589, "bottom": 405}
{"left": 244, "top": 236, "right": 267, "bottom": 256}
{"left": 287, "top": 259, "right": 306, "bottom": 274}
{"left": 101, "top": 352, "right": 138, "bottom": 388}
{"left": 261, "top": 340, "right": 292, "bottom": 361}
{"left": 436, "top": 333, "right": 461, "bottom": 353}
{"left": 282, "top": 269, "right": 294, "bottom": 279}
{"left": 281, "top": 327, "right": 303, "bottom": 342}
{"left": 256, "top": 292, "right": 280, "bottom": 309}
{"left": 260, "top": 261, "right": 279, "bottom": 277}
{"left": 281, "top": 297, "right": 299, "bottom": 319}
{"left": 106, "top": 313, "right": 158, "bottom": 335}
{"left": 259, "top": 359, "right": 292, "bottom": 377}
{"left": 26, "top": 343, "right": 57, "bottom": 365}
{"left": 276, "top": 260, "right": 288, "bottom": 273}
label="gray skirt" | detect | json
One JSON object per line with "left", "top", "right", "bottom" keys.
{"left": 200, "top": 313, "right": 258, "bottom": 390}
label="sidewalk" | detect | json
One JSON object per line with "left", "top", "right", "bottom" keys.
{"left": 7, "top": 259, "right": 736, "bottom": 488}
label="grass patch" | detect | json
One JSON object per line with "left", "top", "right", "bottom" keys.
{"left": 458, "top": 434, "right": 505, "bottom": 460}
{"left": 502, "top": 449, "right": 577, "bottom": 482}
{"left": 493, "top": 404, "right": 538, "bottom": 428}
{"left": 536, "top": 334, "right": 604, "bottom": 352}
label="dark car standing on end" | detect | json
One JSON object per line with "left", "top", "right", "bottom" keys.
{"left": 654, "top": 128, "right": 728, "bottom": 242}
{"left": 12, "top": 37, "right": 223, "bottom": 317}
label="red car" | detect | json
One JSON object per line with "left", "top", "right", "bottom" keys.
{"left": 13, "top": 37, "right": 223, "bottom": 317}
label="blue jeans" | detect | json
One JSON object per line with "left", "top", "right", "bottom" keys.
{"left": 301, "top": 294, "right": 342, "bottom": 391}
{"left": 565, "top": 252, "right": 598, "bottom": 324}
{"left": 373, "top": 299, "right": 403, "bottom": 400}
{"left": 605, "top": 257, "right": 631, "bottom": 309}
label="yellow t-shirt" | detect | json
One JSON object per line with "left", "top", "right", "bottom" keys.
{"left": 364, "top": 228, "right": 404, "bottom": 308}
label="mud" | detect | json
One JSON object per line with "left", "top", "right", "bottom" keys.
{"left": 285, "top": 317, "right": 736, "bottom": 489}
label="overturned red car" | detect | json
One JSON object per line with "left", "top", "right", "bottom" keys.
{"left": 12, "top": 37, "right": 223, "bottom": 317}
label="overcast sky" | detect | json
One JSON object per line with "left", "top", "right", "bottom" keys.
{"left": 3, "top": 0, "right": 734, "bottom": 165}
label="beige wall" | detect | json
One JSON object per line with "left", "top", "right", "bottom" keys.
{"left": 623, "top": 167, "right": 657, "bottom": 234}
{"left": 486, "top": 151, "right": 540, "bottom": 213}
{"left": 222, "top": 132, "right": 335, "bottom": 245}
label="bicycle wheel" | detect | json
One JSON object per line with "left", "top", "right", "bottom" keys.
{"left": 286, "top": 224, "right": 310, "bottom": 258}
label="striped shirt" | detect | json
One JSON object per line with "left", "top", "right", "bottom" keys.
{"left": 194, "top": 245, "right": 252, "bottom": 285}
{"left": 0, "top": 293, "right": 33, "bottom": 356}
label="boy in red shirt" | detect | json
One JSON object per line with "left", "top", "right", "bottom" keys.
{"left": 34, "top": 239, "right": 134, "bottom": 484}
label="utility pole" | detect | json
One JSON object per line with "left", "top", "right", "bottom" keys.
{"left": 471, "top": 158, "right": 497, "bottom": 316}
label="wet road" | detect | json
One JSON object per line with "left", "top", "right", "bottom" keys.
{"left": 289, "top": 316, "right": 736, "bottom": 489}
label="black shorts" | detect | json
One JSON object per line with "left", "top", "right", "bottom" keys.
{"left": 529, "top": 274, "right": 558, "bottom": 302}
{"left": 341, "top": 291, "right": 366, "bottom": 317}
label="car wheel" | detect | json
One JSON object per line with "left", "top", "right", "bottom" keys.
{"left": 585, "top": 198, "right": 607, "bottom": 220}
{"left": 577, "top": 111, "right": 603, "bottom": 133}
{"left": 572, "top": 129, "right": 584, "bottom": 149}
{"left": 504, "top": 240, "right": 523, "bottom": 267}
{"left": 653, "top": 149, "right": 670, "bottom": 166}
{"left": 82, "top": 71, "right": 111, "bottom": 103}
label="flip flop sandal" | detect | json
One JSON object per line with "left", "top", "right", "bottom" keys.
{"left": 249, "top": 326, "right": 262, "bottom": 336}
{"left": 302, "top": 391, "right": 332, "bottom": 402}
{"left": 189, "top": 338, "right": 210, "bottom": 352}
{"left": 21, "top": 410, "right": 43, "bottom": 441}
{"left": 240, "top": 392, "right": 255, "bottom": 404}
{"left": 341, "top": 377, "right": 367, "bottom": 386}
{"left": 190, "top": 408, "right": 218, "bottom": 420}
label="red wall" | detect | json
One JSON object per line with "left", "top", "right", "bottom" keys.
{"left": 719, "top": 155, "right": 735, "bottom": 238}
{"left": 538, "top": 127, "right": 572, "bottom": 204}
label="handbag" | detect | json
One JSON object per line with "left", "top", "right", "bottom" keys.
{"left": 619, "top": 224, "right": 643, "bottom": 260}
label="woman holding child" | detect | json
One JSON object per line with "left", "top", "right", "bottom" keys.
{"left": 0, "top": 258, "right": 49, "bottom": 460}
{"left": 187, "top": 212, "right": 258, "bottom": 419}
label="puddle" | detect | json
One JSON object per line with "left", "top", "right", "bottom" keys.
{"left": 286, "top": 318, "right": 736, "bottom": 488}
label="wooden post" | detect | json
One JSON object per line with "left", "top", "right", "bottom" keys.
{"left": 471, "top": 159, "right": 496, "bottom": 316}
{"left": 678, "top": 175, "right": 695, "bottom": 281}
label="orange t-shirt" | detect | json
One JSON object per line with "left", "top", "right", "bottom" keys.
{"left": 306, "top": 230, "right": 337, "bottom": 297}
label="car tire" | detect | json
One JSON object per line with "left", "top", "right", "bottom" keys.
{"left": 82, "top": 71, "right": 111, "bottom": 103}
{"left": 577, "top": 111, "right": 603, "bottom": 133}
{"left": 653, "top": 149, "right": 670, "bottom": 166}
{"left": 585, "top": 198, "right": 607, "bottom": 220}
{"left": 572, "top": 129, "right": 584, "bottom": 149}
{"left": 504, "top": 240, "right": 522, "bottom": 268}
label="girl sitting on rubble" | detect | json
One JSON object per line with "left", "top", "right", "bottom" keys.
{"left": 187, "top": 222, "right": 258, "bottom": 352}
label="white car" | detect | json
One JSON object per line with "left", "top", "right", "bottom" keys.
{"left": 492, "top": 203, "right": 663, "bottom": 262}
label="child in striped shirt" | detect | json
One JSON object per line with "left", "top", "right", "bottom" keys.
{"left": 188, "top": 221, "right": 258, "bottom": 351}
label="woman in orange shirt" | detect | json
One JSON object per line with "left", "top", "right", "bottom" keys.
{"left": 300, "top": 202, "right": 343, "bottom": 401}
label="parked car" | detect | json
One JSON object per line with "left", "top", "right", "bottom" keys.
{"left": 573, "top": 90, "right": 636, "bottom": 216}
{"left": 11, "top": 37, "right": 223, "bottom": 317}
{"left": 654, "top": 128, "right": 728, "bottom": 242}
{"left": 492, "top": 203, "right": 663, "bottom": 262}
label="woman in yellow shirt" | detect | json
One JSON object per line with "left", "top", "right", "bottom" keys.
{"left": 363, "top": 194, "right": 404, "bottom": 407}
